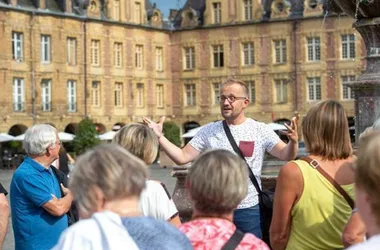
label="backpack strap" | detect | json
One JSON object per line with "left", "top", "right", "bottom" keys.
{"left": 221, "top": 228, "right": 245, "bottom": 250}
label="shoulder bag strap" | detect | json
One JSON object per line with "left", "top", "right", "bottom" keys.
{"left": 300, "top": 156, "right": 355, "bottom": 209}
{"left": 222, "top": 120, "right": 262, "bottom": 195}
{"left": 220, "top": 228, "right": 245, "bottom": 250}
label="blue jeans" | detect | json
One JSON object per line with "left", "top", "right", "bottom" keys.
{"left": 233, "top": 204, "right": 262, "bottom": 239}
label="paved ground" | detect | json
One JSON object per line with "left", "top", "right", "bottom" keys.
{"left": 0, "top": 164, "right": 176, "bottom": 250}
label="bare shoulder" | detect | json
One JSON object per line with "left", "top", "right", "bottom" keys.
{"left": 278, "top": 161, "right": 302, "bottom": 181}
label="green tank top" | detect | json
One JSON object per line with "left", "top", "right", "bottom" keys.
{"left": 285, "top": 159, "right": 354, "bottom": 250}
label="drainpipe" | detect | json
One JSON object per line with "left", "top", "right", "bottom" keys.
{"left": 83, "top": 20, "right": 88, "bottom": 118}
{"left": 30, "top": 12, "right": 36, "bottom": 124}
{"left": 292, "top": 20, "right": 299, "bottom": 112}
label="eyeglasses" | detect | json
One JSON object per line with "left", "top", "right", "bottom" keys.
{"left": 218, "top": 95, "right": 247, "bottom": 103}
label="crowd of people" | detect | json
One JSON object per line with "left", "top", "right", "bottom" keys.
{"left": 0, "top": 78, "right": 379, "bottom": 250}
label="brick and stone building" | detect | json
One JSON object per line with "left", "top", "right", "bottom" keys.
{"left": 0, "top": 0, "right": 362, "bottom": 137}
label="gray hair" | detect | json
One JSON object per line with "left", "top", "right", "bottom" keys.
{"left": 23, "top": 124, "right": 58, "bottom": 156}
{"left": 372, "top": 117, "right": 380, "bottom": 130}
{"left": 359, "top": 117, "right": 380, "bottom": 141}
{"left": 186, "top": 149, "right": 248, "bottom": 215}
{"left": 69, "top": 144, "right": 148, "bottom": 217}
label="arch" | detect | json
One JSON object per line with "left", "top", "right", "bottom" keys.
{"left": 8, "top": 124, "right": 28, "bottom": 136}
{"left": 64, "top": 123, "right": 78, "bottom": 134}
{"left": 183, "top": 121, "right": 200, "bottom": 133}
{"left": 45, "top": 123, "right": 56, "bottom": 128}
{"left": 112, "top": 122, "right": 126, "bottom": 131}
{"left": 94, "top": 123, "right": 106, "bottom": 134}
{"left": 273, "top": 118, "right": 291, "bottom": 125}
{"left": 183, "top": 121, "right": 200, "bottom": 145}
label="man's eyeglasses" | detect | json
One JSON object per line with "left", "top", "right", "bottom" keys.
{"left": 218, "top": 95, "right": 247, "bottom": 103}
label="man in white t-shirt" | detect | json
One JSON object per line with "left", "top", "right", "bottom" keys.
{"left": 144, "top": 78, "right": 299, "bottom": 238}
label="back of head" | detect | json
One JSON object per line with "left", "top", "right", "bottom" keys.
{"left": 302, "top": 100, "right": 352, "bottom": 160}
{"left": 23, "top": 124, "right": 57, "bottom": 156}
{"left": 355, "top": 132, "right": 380, "bottom": 227}
{"left": 186, "top": 149, "right": 248, "bottom": 215}
{"left": 70, "top": 144, "right": 148, "bottom": 217}
{"left": 112, "top": 123, "right": 158, "bottom": 165}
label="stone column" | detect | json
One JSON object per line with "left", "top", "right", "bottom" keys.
{"left": 351, "top": 18, "right": 380, "bottom": 141}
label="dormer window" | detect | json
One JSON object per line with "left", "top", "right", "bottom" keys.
{"left": 213, "top": 2, "right": 221, "bottom": 24}
{"left": 309, "top": 0, "right": 318, "bottom": 9}
{"left": 276, "top": 2, "right": 285, "bottom": 12}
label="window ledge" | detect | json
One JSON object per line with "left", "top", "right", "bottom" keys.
{"left": 273, "top": 62, "right": 287, "bottom": 66}
{"left": 183, "top": 69, "right": 195, "bottom": 72}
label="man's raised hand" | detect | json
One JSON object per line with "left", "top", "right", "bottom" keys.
{"left": 142, "top": 116, "right": 166, "bottom": 139}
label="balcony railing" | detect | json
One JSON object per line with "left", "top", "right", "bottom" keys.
{"left": 42, "top": 102, "right": 51, "bottom": 112}
{"left": 13, "top": 102, "right": 24, "bottom": 112}
{"left": 68, "top": 102, "right": 76, "bottom": 112}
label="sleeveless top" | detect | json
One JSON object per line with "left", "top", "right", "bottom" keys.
{"left": 286, "top": 159, "right": 355, "bottom": 250}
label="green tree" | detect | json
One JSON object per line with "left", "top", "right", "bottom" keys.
{"left": 163, "top": 121, "right": 181, "bottom": 147}
{"left": 72, "top": 118, "right": 100, "bottom": 155}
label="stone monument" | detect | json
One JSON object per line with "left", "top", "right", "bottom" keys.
{"left": 324, "top": 0, "right": 380, "bottom": 141}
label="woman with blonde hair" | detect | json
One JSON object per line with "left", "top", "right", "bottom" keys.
{"left": 53, "top": 144, "right": 192, "bottom": 250}
{"left": 112, "top": 123, "right": 181, "bottom": 226}
{"left": 347, "top": 132, "right": 380, "bottom": 249}
{"left": 270, "top": 100, "right": 356, "bottom": 250}
{"left": 179, "top": 149, "right": 269, "bottom": 249}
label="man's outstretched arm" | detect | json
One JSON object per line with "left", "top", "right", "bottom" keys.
{"left": 143, "top": 116, "right": 200, "bottom": 165}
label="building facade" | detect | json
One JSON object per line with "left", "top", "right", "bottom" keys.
{"left": 0, "top": 0, "right": 363, "bottom": 135}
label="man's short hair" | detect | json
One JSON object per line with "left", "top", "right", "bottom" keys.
{"left": 70, "top": 144, "right": 147, "bottom": 217}
{"left": 186, "top": 149, "right": 248, "bottom": 215}
{"left": 220, "top": 79, "right": 249, "bottom": 98}
{"left": 23, "top": 124, "right": 58, "bottom": 156}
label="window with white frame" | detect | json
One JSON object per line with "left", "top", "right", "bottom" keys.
{"left": 156, "top": 84, "right": 164, "bottom": 107}
{"left": 91, "top": 40, "right": 100, "bottom": 66}
{"left": 213, "top": 82, "right": 220, "bottom": 104}
{"left": 247, "top": 80, "right": 256, "bottom": 104}
{"left": 307, "top": 77, "right": 321, "bottom": 101}
{"left": 244, "top": 0, "right": 253, "bottom": 20}
{"left": 135, "top": 2, "right": 141, "bottom": 24}
{"left": 13, "top": 78, "right": 24, "bottom": 112}
{"left": 12, "top": 32, "right": 23, "bottom": 62}
{"left": 185, "top": 83, "right": 196, "bottom": 106}
{"left": 114, "top": 42, "right": 122, "bottom": 67}
{"left": 135, "top": 45, "right": 143, "bottom": 69}
{"left": 213, "top": 2, "right": 221, "bottom": 24}
{"left": 92, "top": 81, "right": 100, "bottom": 107}
{"left": 307, "top": 37, "right": 320, "bottom": 61}
{"left": 136, "top": 83, "right": 144, "bottom": 107}
{"left": 275, "top": 79, "right": 288, "bottom": 103}
{"left": 115, "top": 82, "right": 123, "bottom": 107}
{"left": 41, "top": 79, "right": 51, "bottom": 111}
{"left": 342, "top": 75, "right": 355, "bottom": 100}
{"left": 114, "top": 0, "right": 120, "bottom": 21}
{"left": 184, "top": 47, "right": 195, "bottom": 70}
{"left": 67, "top": 80, "right": 77, "bottom": 112}
{"left": 155, "top": 47, "right": 163, "bottom": 71}
{"left": 274, "top": 39, "right": 287, "bottom": 64}
{"left": 67, "top": 37, "right": 76, "bottom": 65}
{"left": 41, "top": 35, "right": 51, "bottom": 63}
{"left": 213, "top": 45, "right": 224, "bottom": 67}
{"left": 242, "top": 42, "right": 254, "bottom": 66}
{"left": 342, "top": 34, "right": 355, "bottom": 59}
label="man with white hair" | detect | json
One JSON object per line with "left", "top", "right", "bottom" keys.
{"left": 10, "top": 124, "right": 73, "bottom": 250}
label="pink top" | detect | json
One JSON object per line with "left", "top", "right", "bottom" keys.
{"left": 179, "top": 218, "right": 270, "bottom": 250}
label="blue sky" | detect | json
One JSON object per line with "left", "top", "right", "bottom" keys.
{"left": 152, "top": 0, "right": 186, "bottom": 18}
